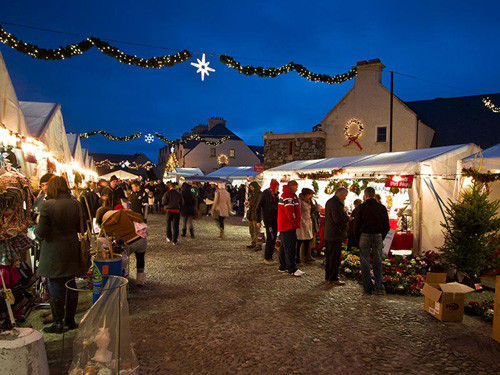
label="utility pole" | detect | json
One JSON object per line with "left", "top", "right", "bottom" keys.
{"left": 389, "top": 71, "right": 394, "bottom": 152}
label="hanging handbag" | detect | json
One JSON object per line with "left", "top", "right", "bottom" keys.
{"left": 78, "top": 202, "right": 92, "bottom": 273}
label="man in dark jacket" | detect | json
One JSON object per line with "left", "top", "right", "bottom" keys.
{"left": 324, "top": 187, "right": 349, "bottom": 284}
{"left": 180, "top": 182, "right": 197, "bottom": 238}
{"left": 80, "top": 181, "right": 100, "bottom": 231}
{"left": 162, "top": 183, "right": 183, "bottom": 244}
{"left": 246, "top": 181, "right": 262, "bottom": 250}
{"left": 256, "top": 179, "right": 279, "bottom": 264}
{"left": 354, "top": 187, "right": 390, "bottom": 295}
{"left": 106, "top": 175, "right": 126, "bottom": 209}
{"left": 129, "top": 180, "right": 148, "bottom": 218}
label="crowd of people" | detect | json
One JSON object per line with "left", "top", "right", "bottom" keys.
{"left": 31, "top": 172, "right": 390, "bottom": 334}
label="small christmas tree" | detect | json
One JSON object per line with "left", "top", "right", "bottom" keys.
{"left": 439, "top": 182, "right": 500, "bottom": 282}
{"left": 165, "top": 153, "right": 178, "bottom": 173}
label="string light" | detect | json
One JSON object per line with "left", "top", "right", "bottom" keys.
{"left": 343, "top": 119, "right": 364, "bottom": 150}
{"left": 155, "top": 133, "right": 230, "bottom": 146}
{"left": 77, "top": 130, "right": 143, "bottom": 141}
{"left": 482, "top": 97, "right": 500, "bottom": 113}
{"left": 219, "top": 55, "right": 357, "bottom": 84}
{"left": 165, "top": 153, "right": 179, "bottom": 173}
{"left": 95, "top": 159, "right": 156, "bottom": 170}
{"left": 0, "top": 24, "right": 191, "bottom": 69}
{"left": 217, "top": 153, "right": 229, "bottom": 166}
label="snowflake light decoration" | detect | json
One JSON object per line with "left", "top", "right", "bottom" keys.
{"left": 190, "top": 53, "right": 215, "bottom": 81}
{"left": 144, "top": 133, "right": 155, "bottom": 144}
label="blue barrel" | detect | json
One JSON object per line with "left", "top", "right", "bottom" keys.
{"left": 92, "top": 256, "right": 122, "bottom": 303}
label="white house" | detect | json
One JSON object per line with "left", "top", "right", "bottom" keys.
{"left": 161, "top": 117, "right": 261, "bottom": 175}
{"left": 322, "top": 59, "right": 435, "bottom": 157}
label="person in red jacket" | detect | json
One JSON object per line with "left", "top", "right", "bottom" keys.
{"left": 277, "top": 181, "right": 304, "bottom": 277}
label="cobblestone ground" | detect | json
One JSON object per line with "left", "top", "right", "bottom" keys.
{"left": 38, "top": 214, "right": 500, "bottom": 374}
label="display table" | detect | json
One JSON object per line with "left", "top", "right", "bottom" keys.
{"left": 391, "top": 232, "right": 413, "bottom": 250}
{"left": 0, "top": 328, "right": 50, "bottom": 374}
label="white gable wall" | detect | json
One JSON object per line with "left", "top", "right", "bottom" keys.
{"left": 322, "top": 61, "right": 435, "bottom": 158}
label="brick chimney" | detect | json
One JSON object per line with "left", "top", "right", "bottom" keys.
{"left": 208, "top": 116, "right": 226, "bottom": 131}
{"left": 353, "top": 58, "right": 385, "bottom": 87}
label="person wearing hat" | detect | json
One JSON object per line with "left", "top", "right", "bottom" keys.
{"left": 277, "top": 180, "right": 304, "bottom": 277}
{"left": 256, "top": 179, "right": 280, "bottom": 264}
{"left": 34, "top": 173, "right": 54, "bottom": 211}
{"left": 107, "top": 175, "right": 126, "bottom": 209}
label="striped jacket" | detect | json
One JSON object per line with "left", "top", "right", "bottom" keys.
{"left": 277, "top": 185, "right": 301, "bottom": 232}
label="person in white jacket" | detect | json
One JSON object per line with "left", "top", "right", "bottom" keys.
{"left": 211, "top": 183, "right": 233, "bottom": 239}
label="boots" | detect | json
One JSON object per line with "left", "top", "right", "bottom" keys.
{"left": 220, "top": 229, "right": 225, "bottom": 239}
{"left": 181, "top": 229, "right": 187, "bottom": 237}
{"left": 246, "top": 242, "right": 256, "bottom": 249}
{"left": 65, "top": 290, "right": 79, "bottom": 329}
{"left": 137, "top": 272, "right": 146, "bottom": 287}
{"left": 190, "top": 228, "right": 195, "bottom": 238}
{"left": 305, "top": 243, "right": 315, "bottom": 262}
{"left": 43, "top": 297, "right": 64, "bottom": 334}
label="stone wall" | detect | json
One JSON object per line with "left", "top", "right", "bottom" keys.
{"left": 264, "top": 132, "right": 326, "bottom": 169}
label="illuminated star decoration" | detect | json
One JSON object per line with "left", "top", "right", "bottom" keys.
{"left": 144, "top": 133, "right": 155, "bottom": 144}
{"left": 190, "top": 53, "right": 215, "bottom": 81}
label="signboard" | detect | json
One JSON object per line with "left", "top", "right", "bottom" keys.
{"left": 382, "top": 229, "right": 396, "bottom": 255}
{"left": 385, "top": 175, "right": 414, "bottom": 189}
{"left": 254, "top": 165, "right": 264, "bottom": 173}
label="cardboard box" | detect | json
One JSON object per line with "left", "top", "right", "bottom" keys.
{"left": 493, "top": 276, "right": 500, "bottom": 343}
{"left": 421, "top": 272, "right": 474, "bottom": 322}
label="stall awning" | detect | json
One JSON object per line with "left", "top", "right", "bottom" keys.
{"left": 206, "top": 166, "right": 260, "bottom": 179}
{"left": 462, "top": 143, "right": 500, "bottom": 172}
{"left": 170, "top": 168, "right": 204, "bottom": 176}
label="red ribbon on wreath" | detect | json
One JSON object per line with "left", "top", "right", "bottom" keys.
{"left": 344, "top": 136, "right": 363, "bottom": 150}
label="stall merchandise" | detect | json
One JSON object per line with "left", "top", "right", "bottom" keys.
{"left": 263, "top": 144, "right": 479, "bottom": 252}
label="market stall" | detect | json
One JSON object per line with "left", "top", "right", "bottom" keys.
{"left": 100, "top": 169, "right": 141, "bottom": 180}
{"left": 205, "top": 166, "right": 261, "bottom": 186}
{"left": 164, "top": 167, "right": 204, "bottom": 183}
{"left": 263, "top": 143, "right": 479, "bottom": 253}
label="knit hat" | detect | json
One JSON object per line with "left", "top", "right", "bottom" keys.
{"left": 110, "top": 175, "right": 118, "bottom": 182}
{"left": 270, "top": 179, "right": 279, "bottom": 191}
{"left": 40, "top": 173, "right": 54, "bottom": 184}
{"left": 288, "top": 180, "right": 298, "bottom": 186}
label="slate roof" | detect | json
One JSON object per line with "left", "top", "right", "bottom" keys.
{"left": 182, "top": 123, "right": 242, "bottom": 150}
{"left": 405, "top": 93, "right": 500, "bottom": 149}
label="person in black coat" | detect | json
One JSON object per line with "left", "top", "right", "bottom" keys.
{"left": 162, "top": 184, "right": 183, "bottom": 244}
{"left": 256, "top": 179, "right": 279, "bottom": 263}
{"left": 80, "top": 181, "right": 100, "bottom": 231}
{"left": 35, "top": 176, "right": 82, "bottom": 333}
{"left": 180, "top": 182, "right": 197, "bottom": 238}
{"left": 346, "top": 199, "right": 362, "bottom": 252}
{"left": 354, "top": 187, "right": 390, "bottom": 295}
{"left": 324, "top": 187, "right": 349, "bottom": 284}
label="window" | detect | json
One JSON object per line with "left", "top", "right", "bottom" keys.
{"left": 287, "top": 140, "right": 295, "bottom": 156}
{"left": 230, "top": 149, "right": 235, "bottom": 158}
{"left": 210, "top": 148, "right": 216, "bottom": 157}
{"left": 377, "top": 127, "right": 387, "bottom": 143}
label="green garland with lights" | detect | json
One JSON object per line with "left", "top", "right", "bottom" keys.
{"left": 0, "top": 24, "right": 191, "bottom": 69}
{"left": 219, "top": 55, "right": 357, "bottom": 84}
{"left": 96, "top": 159, "right": 156, "bottom": 170}
{"left": 482, "top": 97, "right": 500, "bottom": 113}
{"left": 297, "top": 169, "right": 343, "bottom": 180}
{"left": 78, "top": 130, "right": 143, "bottom": 141}
{"left": 155, "top": 133, "right": 230, "bottom": 146}
{"left": 462, "top": 167, "right": 500, "bottom": 183}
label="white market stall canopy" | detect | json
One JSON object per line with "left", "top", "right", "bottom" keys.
{"left": 206, "top": 166, "right": 260, "bottom": 179}
{"left": 0, "top": 52, "right": 29, "bottom": 136}
{"left": 100, "top": 169, "right": 140, "bottom": 180}
{"left": 462, "top": 143, "right": 500, "bottom": 172}
{"left": 66, "top": 133, "right": 84, "bottom": 166}
{"left": 20, "top": 101, "right": 73, "bottom": 163}
{"left": 173, "top": 168, "right": 204, "bottom": 176}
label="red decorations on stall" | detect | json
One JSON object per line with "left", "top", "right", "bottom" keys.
{"left": 385, "top": 175, "right": 414, "bottom": 189}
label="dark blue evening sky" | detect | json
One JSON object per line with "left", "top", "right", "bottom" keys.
{"left": 1, "top": 1, "right": 499, "bottom": 162}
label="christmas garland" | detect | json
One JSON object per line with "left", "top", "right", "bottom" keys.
{"left": 95, "top": 159, "right": 156, "bottom": 170}
{"left": 297, "top": 169, "right": 343, "bottom": 180}
{"left": 217, "top": 153, "right": 229, "bottom": 166}
{"left": 0, "top": 24, "right": 191, "bottom": 69}
{"left": 78, "top": 130, "right": 142, "bottom": 141}
{"left": 155, "top": 133, "right": 230, "bottom": 146}
{"left": 462, "top": 167, "right": 500, "bottom": 183}
{"left": 482, "top": 97, "right": 500, "bottom": 113}
{"left": 219, "top": 55, "right": 357, "bottom": 84}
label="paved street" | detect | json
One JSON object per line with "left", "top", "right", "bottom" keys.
{"left": 37, "top": 214, "right": 500, "bottom": 374}
{"left": 126, "top": 215, "right": 500, "bottom": 375}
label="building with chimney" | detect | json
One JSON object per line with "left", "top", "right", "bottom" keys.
{"left": 158, "top": 117, "right": 262, "bottom": 175}
{"left": 264, "top": 58, "right": 500, "bottom": 169}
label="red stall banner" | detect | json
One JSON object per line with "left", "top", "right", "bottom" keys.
{"left": 385, "top": 175, "right": 414, "bottom": 188}
{"left": 254, "top": 165, "right": 265, "bottom": 172}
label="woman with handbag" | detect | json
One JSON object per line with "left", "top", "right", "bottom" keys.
{"left": 211, "top": 183, "right": 232, "bottom": 239}
{"left": 35, "top": 176, "right": 82, "bottom": 333}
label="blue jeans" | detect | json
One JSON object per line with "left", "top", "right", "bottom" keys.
{"left": 278, "top": 229, "right": 297, "bottom": 274}
{"left": 359, "top": 233, "right": 384, "bottom": 293}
